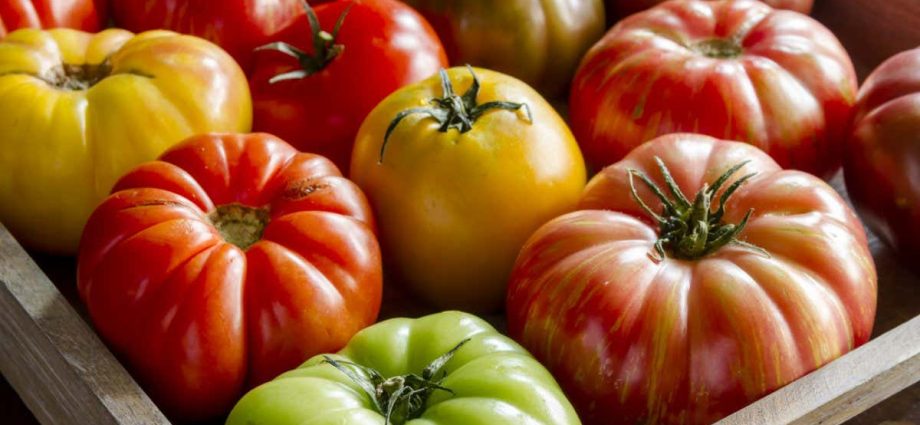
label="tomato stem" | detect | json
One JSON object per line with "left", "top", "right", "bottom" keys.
{"left": 693, "top": 38, "right": 743, "bottom": 59}
{"left": 254, "top": 0, "right": 352, "bottom": 83}
{"left": 323, "top": 338, "right": 471, "bottom": 424}
{"left": 41, "top": 63, "right": 112, "bottom": 90}
{"left": 208, "top": 204, "right": 270, "bottom": 250}
{"left": 628, "top": 158, "right": 768, "bottom": 261}
{"left": 378, "top": 65, "right": 533, "bottom": 163}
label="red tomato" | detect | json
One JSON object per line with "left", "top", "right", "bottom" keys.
{"left": 846, "top": 48, "right": 920, "bottom": 261}
{"left": 0, "top": 0, "right": 106, "bottom": 38}
{"left": 110, "top": 0, "right": 303, "bottom": 70}
{"left": 77, "top": 133, "right": 382, "bottom": 422}
{"left": 249, "top": 0, "right": 447, "bottom": 172}
{"left": 608, "top": 0, "right": 813, "bottom": 21}
{"left": 572, "top": 0, "right": 856, "bottom": 178}
{"left": 507, "top": 134, "right": 877, "bottom": 424}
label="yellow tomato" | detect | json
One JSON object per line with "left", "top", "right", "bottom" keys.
{"left": 351, "top": 67, "right": 585, "bottom": 312}
{"left": 0, "top": 28, "right": 252, "bottom": 253}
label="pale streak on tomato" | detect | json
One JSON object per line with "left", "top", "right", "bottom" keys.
{"left": 0, "top": 28, "right": 251, "bottom": 253}
{"left": 507, "top": 134, "right": 877, "bottom": 424}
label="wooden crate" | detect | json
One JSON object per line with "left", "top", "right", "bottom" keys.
{"left": 1, "top": 0, "right": 919, "bottom": 423}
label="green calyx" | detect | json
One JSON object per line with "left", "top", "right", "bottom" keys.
{"left": 628, "top": 158, "right": 768, "bottom": 261}
{"left": 379, "top": 65, "right": 533, "bottom": 163}
{"left": 324, "top": 338, "right": 471, "bottom": 425}
{"left": 254, "top": 0, "right": 352, "bottom": 83}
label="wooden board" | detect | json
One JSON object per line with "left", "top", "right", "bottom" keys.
{"left": 0, "top": 223, "right": 167, "bottom": 425}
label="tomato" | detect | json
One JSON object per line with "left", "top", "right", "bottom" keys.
{"left": 350, "top": 67, "right": 586, "bottom": 312}
{"left": 0, "top": 29, "right": 251, "bottom": 254}
{"left": 402, "top": 0, "right": 605, "bottom": 98}
{"left": 77, "top": 133, "right": 382, "bottom": 422}
{"left": 571, "top": 0, "right": 856, "bottom": 178}
{"left": 507, "top": 133, "right": 877, "bottom": 424}
{"left": 249, "top": 0, "right": 447, "bottom": 173}
{"left": 226, "top": 311, "right": 580, "bottom": 425}
{"left": 845, "top": 48, "right": 920, "bottom": 262}
{"left": 110, "top": 0, "right": 303, "bottom": 71}
{"left": 0, "top": 0, "right": 106, "bottom": 38}
{"left": 607, "top": 0, "right": 813, "bottom": 21}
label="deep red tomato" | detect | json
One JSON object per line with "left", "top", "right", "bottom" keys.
{"left": 571, "top": 0, "right": 856, "bottom": 178}
{"left": 77, "top": 133, "right": 382, "bottom": 422}
{"left": 249, "top": 0, "right": 447, "bottom": 172}
{"left": 110, "top": 0, "right": 303, "bottom": 70}
{"left": 0, "top": 0, "right": 106, "bottom": 38}
{"left": 845, "top": 48, "right": 920, "bottom": 262}
{"left": 607, "top": 0, "right": 813, "bottom": 21}
{"left": 507, "top": 134, "right": 877, "bottom": 424}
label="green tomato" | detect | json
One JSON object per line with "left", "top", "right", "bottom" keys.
{"left": 226, "top": 311, "right": 580, "bottom": 425}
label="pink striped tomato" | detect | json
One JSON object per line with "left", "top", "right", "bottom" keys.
{"left": 507, "top": 133, "right": 877, "bottom": 424}
{"left": 571, "top": 0, "right": 856, "bottom": 178}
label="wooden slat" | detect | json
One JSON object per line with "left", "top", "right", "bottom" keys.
{"left": 716, "top": 315, "right": 920, "bottom": 425}
{"left": 0, "top": 223, "right": 167, "bottom": 425}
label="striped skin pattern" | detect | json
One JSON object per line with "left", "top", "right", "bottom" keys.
{"left": 571, "top": 0, "right": 856, "bottom": 179}
{"left": 507, "top": 134, "right": 877, "bottom": 425}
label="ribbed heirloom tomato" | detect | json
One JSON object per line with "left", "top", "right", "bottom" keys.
{"left": 77, "top": 133, "right": 382, "bottom": 422}
{"left": 0, "top": 0, "right": 106, "bottom": 38}
{"left": 111, "top": 0, "right": 303, "bottom": 70}
{"left": 507, "top": 134, "right": 877, "bottom": 424}
{"left": 249, "top": 0, "right": 447, "bottom": 172}
{"left": 351, "top": 67, "right": 586, "bottom": 312}
{"left": 571, "top": 0, "right": 856, "bottom": 178}
{"left": 227, "top": 312, "right": 580, "bottom": 425}
{"left": 402, "top": 0, "right": 605, "bottom": 97}
{"left": 846, "top": 48, "right": 920, "bottom": 263}
{"left": 0, "top": 28, "right": 251, "bottom": 253}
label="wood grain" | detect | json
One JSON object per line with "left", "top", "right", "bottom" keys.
{"left": 0, "top": 223, "right": 167, "bottom": 425}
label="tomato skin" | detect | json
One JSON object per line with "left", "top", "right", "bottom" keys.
{"left": 507, "top": 134, "right": 877, "bottom": 424}
{"left": 111, "top": 0, "right": 303, "bottom": 71}
{"left": 226, "top": 311, "right": 581, "bottom": 425}
{"left": 249, "top": 0, "right": 447, "bottom": 173}
{"left": 402, "top": 0, "right": 605, "bottom": 98}
{"left": 0, "top": 28, "right": 251, "bottom": 254}
{"left": 77, "top": 133, "right": 382, "bottom": 422}
{"left": 607, "top": 0, "right": 813, "bottom": 21}
{"left": 0, "top": 0, "right": 106, "bottom": 38}
{"left": 350, "top": 67, "right": 586, "bottom": 312}
{"left": 571, "top": 0, "right": 856, "bottom": 178}
{"left": 845, "top": 48, "right": 920, "bottom": 261}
